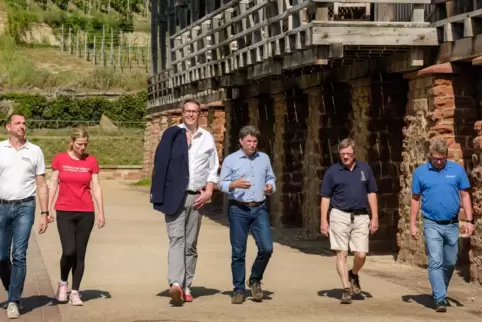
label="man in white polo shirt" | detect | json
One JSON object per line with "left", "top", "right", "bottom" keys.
{"left": 0, "top": 113, "right": 49, "bottom": 319}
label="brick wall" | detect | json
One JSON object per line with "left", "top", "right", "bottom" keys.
{"left": 398, "top": 64, "right": 479, "bottom": 268}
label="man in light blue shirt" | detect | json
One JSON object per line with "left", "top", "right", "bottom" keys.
{"left": 410, "top": 139, "right": 474, "bottom": 313}
{"left": 218, "top": 125, "right": 276, "bottom": 305}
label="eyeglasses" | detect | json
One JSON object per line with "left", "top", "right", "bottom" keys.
{"left": 431, "top": 157, "right": 446, "bottom": 162}
{"left": 183, "top": 110, "right": 199, "bottom": 115}
{"left": 339, "top": 153, "right": 354, "bottom": 157}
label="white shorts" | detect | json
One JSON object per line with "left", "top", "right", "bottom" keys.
{"left": 329, "top": 208, "right": 370, "bottom": 253}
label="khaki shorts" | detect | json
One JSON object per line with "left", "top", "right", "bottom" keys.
{"left": 329, "top": 208, "right": 370, "bottom": 253}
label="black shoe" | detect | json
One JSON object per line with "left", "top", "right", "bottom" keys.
{"left": 349, "top": 270, "right": 361, "bottom": 295}
{"left": 340, "top": 288, "right": 352, "bottom": 304}
{"left": 436, "top": 300, "right": 447, "bottom": 312}
{"left": 231, "top": 292, "right": 245, "bottom": 304}
{"left": 248, "top": 280, "right": 263, "bottom": 301}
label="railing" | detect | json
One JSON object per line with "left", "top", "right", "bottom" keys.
{"left": 148, "top": 0, "right": 439, "bottom": 107}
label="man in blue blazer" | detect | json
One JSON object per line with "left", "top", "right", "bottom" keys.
{"left": 150, "top": 99, "right": 219, "bottom": 305}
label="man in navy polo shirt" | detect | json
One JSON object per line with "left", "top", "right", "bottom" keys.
{"left": 410, "top": 139, "right": 474, "bottom": 312}
{"left": 320, "top": 138, "right": 379, "bottom": 304}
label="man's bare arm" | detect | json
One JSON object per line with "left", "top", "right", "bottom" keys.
{"left": 36, "top": 174, "right": 49, "bottom": 212}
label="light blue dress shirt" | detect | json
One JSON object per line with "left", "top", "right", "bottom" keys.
{"left": 218, "top": 149, "right": 276, "bottom": 202}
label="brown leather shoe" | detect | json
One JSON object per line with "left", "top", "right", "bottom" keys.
{"left": 231, "top": 292, "right": 245, "bottom": 304}
{"left": 248, "top": 280, "right": 263, "bottom": 301}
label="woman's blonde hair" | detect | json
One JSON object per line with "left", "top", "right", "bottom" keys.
{"left": 68, "top": 127, "right": 89, "bottom": 151}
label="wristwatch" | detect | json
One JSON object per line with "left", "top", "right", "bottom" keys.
{"left": 462, "top": 219, "right": 475, "bottom": 224}
{"left": 40, "top": 211, "right": 49, "bottom": 216}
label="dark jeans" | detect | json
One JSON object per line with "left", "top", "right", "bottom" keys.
{"left": 0, "top": 199, "right": 35, "bottom": 303}
{"left": 57, "top": 211, "right": 95, "bottom": 291}
{"left": 228, "top": 202, "right": 273, "bottom": 293}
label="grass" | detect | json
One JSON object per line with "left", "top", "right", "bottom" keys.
{"left": 15, "top": 136, "right": 144, "bottom": 165}
{"left": 134, "top": 178, "right": 151, "bottom": 186}
{"left": 0, "top": 35, "right": 147, "bottom": 91}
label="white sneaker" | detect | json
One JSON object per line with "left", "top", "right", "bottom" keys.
{"left": 69, "top": 291, "right": 83, "bottom": 306}
{"left": 6, "top": 302, "right": 20, "bottom": 319}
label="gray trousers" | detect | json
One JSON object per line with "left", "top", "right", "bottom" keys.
{"left": 165, "top": 193, "right": 202, "bottom": 289}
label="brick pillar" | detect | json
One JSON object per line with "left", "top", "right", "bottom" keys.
{"left": 271, "top": 92, "right": 286, "bottom": 228}
{"left": 222, "top": 100, "right": 233, "bottom": 214}
{"left": 302, "top": 86, "right": 323, "bottom": 238}
{"left": 212, "top": 106, "right": 226, "bottom": 163}
{"left": 398, "top": 63, "right": 478, "bottom": 266}
{"left": 471, "top": 121, "right": 482, "bottom": 283}
{"left": 247, "top": 98, "right": 260, "bottom": 128}
{"left": 142, "top": 115, "right": 154, "bottom": 178}
{"left": 349, "top": 78, "right": 370, "bottom": 161}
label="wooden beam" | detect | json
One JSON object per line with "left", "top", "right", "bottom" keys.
{"left": 432, "top": 9, "right": 482, "bottom": 27}
{"left": 313, "top": 0, "right": 431, "bottom": 3}
{"left": 312, "top": 25, "right": 438, "bottom": 46}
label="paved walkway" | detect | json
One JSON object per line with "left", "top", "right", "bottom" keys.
{"left": 2, "top": 181, "right": 482, "bottom": 321}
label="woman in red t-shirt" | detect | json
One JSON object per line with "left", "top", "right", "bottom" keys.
{"left": 47, "top": 127, "right": 105, "bottom": 306}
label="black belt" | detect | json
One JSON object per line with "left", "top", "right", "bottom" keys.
{"left": 338, "top": 209, "right": 368, "bottom": 215}
{"left": 186, "top": 190, "right": 200, "bottom": 195}
{"left": 230, "top": 200, "right": 264, "bottom": 207}
{"left": 0, "top": 196, "right": 35, "bottom": 204}
{"left": 424, "top": 217, "right": 458, "bottom": 225}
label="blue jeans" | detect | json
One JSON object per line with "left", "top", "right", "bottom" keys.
{"left": 0, "top": 200, "right": 35, "bottom": 303}
{"left": 423, "top": 219, "right": 458, "bottom": 304}
{"left": 228, "top": 202, "right": 273, "bottom": 293}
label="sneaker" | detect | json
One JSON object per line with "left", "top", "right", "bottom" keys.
{"left": 349, "top": 270, "right": 361, "bottom": 295}
{"left": 247, "top": 280, "right": 263, "bottom": 301}
{"left": 340, "top": 288, "right": 352, "bottom": 304}
{"left": 436, "top": 300, "right": 447, "bottom": 313}
{"left": 56, "top": 282, "right": 69, "bottom": 302}
{"left": 168, "top": 283, "right": 184, "bottom": 306}
{"left": 231, "top": 292, "right": 245, "bottom": 304}
{"left": 6, "top": 302, "right": 20, "bottom": 319}
{"left": 183, "top": 288, "right": 193, "bottom": 302}
{"left": 69, "top": 291, "right": 83, "bottom": 306}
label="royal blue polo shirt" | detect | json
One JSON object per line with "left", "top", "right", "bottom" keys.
{"left": 411, "top": 161, "right": 470, "bottom": 221}
{"left": 320, "top": 160, "right": 377, "bottom": 211}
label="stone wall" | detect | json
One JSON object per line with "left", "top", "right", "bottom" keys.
{"left": 398, "top": 63, "right": 479, "bottom": 268}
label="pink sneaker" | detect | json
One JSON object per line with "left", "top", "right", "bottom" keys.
{"left": 56, "top": 282, "right": 68, "bottom": 302}
{"left": 69, "top": 291, "right": 83, "bottom": 306}
{"left": 183, "top": 288, "right": 193, "bottom": 302}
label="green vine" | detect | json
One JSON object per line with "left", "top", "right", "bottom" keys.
{"left": 0, "top": 91, "right": 147, "bottom": 128}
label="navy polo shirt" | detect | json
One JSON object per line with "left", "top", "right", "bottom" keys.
{"left": 411, "top": 161, "right": 470, "bottom": 221}
{"left": 320, "top": 160, "right": 377, "bottom": 211}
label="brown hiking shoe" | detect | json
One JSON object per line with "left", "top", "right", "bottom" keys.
{"left": 248, "top": 280, "right": 263, "bottom": 301}
{"left": 340, "top": 288, "right": 352, "bottom": 304}
{"left": 349, "top": 270, "right": 361, "bottom": 295}
{"left": 231, "top": 292, "right": 245, "bottom": 304}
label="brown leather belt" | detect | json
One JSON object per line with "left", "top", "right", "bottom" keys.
{"left": 230, "top": 200, "right": 264, "bottom": 207}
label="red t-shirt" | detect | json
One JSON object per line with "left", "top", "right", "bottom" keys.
{"left": 52, "top": 152, "right": 100, "bottom": 212}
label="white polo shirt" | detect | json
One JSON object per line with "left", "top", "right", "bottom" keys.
{"left": 0, "top": 140, "right": 46, "bottom": 200}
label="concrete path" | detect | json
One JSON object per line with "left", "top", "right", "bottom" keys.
{"left": 2, "top": 181, "right": 482, "bottom": 321}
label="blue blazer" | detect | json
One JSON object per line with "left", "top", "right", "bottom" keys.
{"left": 150, "top": 125, "right": 189, "bottom": 215}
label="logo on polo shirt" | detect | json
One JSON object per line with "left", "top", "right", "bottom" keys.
{"left": 446, "top": 175, "right": 456, "bottom": 178}
{"left": 21, "top": 156, "right": 31, "bottom": 163}
{"left": 360, "top": 171, "right": 366, "bottom": 182}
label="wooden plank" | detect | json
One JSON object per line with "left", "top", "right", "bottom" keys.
{"left": 312, "top": 26, "right": 439, "bottom": 46}
{"left": 171, "top": 0, "right": 312, "bottom": 64}
{"left": 313, "top": 0, "right": 431, "bottom": 3}
{"left": 432, "top": 9, "right": 482, "bottom": 27}
{"left": 473, "top": 55, "right": 482, "bottom": 65}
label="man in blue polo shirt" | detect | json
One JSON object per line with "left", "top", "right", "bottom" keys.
{"left": 320, "top": 138, "right": 379, "bottom": 304}
{"left": 410, "top": 139, "right": 474, "bottom": 313}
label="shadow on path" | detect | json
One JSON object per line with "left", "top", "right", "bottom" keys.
{"left": 318, "top": 289, "right": 373, "bottom": 301}
{"left": 157, "top": 286, "right": 221, "bottom": 299}
{"left": 401, "top": 294, "right": 464, "bottom": 310}
{"left": 221, "top": 289, "right": 274, "bottom": 301}
{"left": 0, "top": 295, "right": 57, "bottom": 314}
